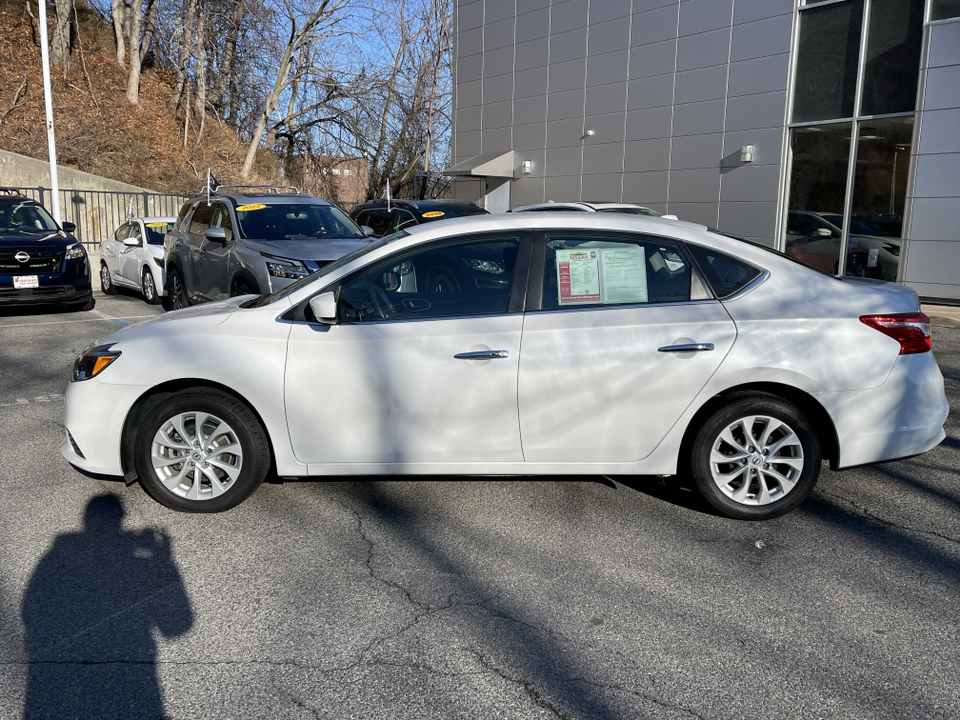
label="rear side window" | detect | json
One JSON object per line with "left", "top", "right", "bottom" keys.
{"left": 541, "top": 234, "right": 690, "bottom": 309}
{"left": 686, "top": 243, "right": 762, "bottom": 298}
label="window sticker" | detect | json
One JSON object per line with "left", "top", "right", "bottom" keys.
{"left": 599, "top": 246, "right": 647, "bottom": 304}
{"left": 556, "top": 246, "right": 649, "bottom": 305}
{"left": 557, "top": 250, "right": 601, "bottom": 304}
{"left": 422, "top": 211, "right": 445, "bottom": 218}
{"left": 145, "top": 222, "right": 170, "bottom": 228}
{"left": 235, "top": 204, "right": 266, "bottom": 212}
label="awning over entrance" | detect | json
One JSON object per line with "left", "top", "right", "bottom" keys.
{"left": 443, "top": 151, "right": 515, "bottom": 178}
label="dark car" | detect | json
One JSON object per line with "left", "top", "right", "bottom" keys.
{"left": 350, "top": 199, "right": 488, "bottom": 237}
{"left": 163, "top": 186, "right": 370, "bottom": 310}
{"left": 0, "top": 189, "right": 93, "bottom": 311}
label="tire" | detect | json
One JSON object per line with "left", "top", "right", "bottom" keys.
{"left": 133, "top": 388, "right": 270, "bottom": 513}
{"left": 100, "top": 262, "right": 117, "bottom": 294}
{"left": 68, "top": 294, "right": 96, "bottom": 312}
{"left": 142, "top": 268, "right": 161, "bottom": 305}
{"left": 424, "top": 266, "right": 460, "bottom": 293}
{"left": 231, "top": 280, "right": 254, "bottom": 297}
{"left": 163, "top": 267, "right": 189, "bottom": 311}
{"left": 686, "top": 392, "right": 821, "bottom": 520}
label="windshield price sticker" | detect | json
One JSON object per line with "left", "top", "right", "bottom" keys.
{"left": 235, "top": 204, "right": 267, "bottom": 212}
{"left": 146, "top": 222, "right": 169, "bottom": 228}
{"left": 14, "top": 275, "right": 39, "bottom": 289}
{"left": 422, "top": 211, "right": 445, "bottom": 218}
{"left": 556, "top": 246, "right": 648, "bottom": 305}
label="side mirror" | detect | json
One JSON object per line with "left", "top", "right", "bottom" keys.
{"left": 815, "top": 228, "right": 833, "bottom": 238}
{"left": 205, "top": 227, "right": 228, "bottom": 242}
{"left": 122, "top": 236, "right": 140, "bottom": 247}
{"left": 62, "top": 221, "right": 76, "bottom": 233}
{"left": 361, "top": 225, "right": 376, "bottom": 237}
{"left": 308, "top": 291, "right": 337, "bottom": 324}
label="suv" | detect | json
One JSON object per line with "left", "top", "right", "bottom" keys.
{"left": 0, "top": 189, "right": 92, "bottom": 311}
{"left": 350, "top": 199, "right": 488, "bottom": 237}
{"left": 164, "top": 186, "right": 370, "bottom": 310}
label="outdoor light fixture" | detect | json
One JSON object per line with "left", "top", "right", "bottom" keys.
{"left": 521, "top": 160, "right": 532, "bottom": 174}
{"left": 740, "top": 145, "right": 755, "bottom": 163}
{"left": 580, "top": 129, "right": 595, "bottom": 140}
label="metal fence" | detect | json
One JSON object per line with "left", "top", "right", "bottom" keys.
{"left": 10, "top": 187, "right": 188, "bottom": 250}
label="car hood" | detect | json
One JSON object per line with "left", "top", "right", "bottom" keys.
{"left": 242, "top": 237, "right": 369, "bottom": 261}
{"left": 92, "top": 297, "right": 252, "bottom": 347}
{"left": 0, "top": 230, "right": 73, "bottom": 246}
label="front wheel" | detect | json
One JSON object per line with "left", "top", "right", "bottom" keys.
{"left": 142, "top": 268, "right": 161, "bottom": 305}
{"left": 163, "top": 268, "right": 188, "bottom": 311}
{"left": 133, "top": 388, "right": 270, "bottom": 512}
{"left": 686, "top": 392, "right": 821, "bottom": 520}
{"left": 100, "top": 262, "right": 117, "bottom": 294}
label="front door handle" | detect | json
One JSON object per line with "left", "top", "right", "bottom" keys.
{"left": 454, "top": 350, "right": 510, "bottom": 360}
{"left": 657, "top": 343, "right": 715, "bottom": 353}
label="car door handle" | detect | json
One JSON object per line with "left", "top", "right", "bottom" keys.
{"left": 657, "top": 343, "right": 715, "bottom": 352}
{"left": 454, "top": 350, "right": 510, "bottom": 360}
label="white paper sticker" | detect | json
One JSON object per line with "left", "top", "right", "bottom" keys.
{"left": 14, "top": 275, "right": 39, "bottom": 289}
{"left": 599, "top": 246, "right": 647, "bottom": 304}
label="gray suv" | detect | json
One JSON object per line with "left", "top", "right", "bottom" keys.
{"left": 163, "top": 187, "right": 370, "bottom": 310}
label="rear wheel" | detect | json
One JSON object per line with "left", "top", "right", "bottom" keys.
{"left": 686, "top": 392, "right": 821, "bottom": 520}
{"left": 231, "top": 279, "right": 255, "bottom": 297}
{"left": 133, "top": 388, "right": 270, "bottom": 513}
{"left": 142, "top": 268, "right": 161, "bottom": 305}
{"left": 100, "top": 262, "right": 117, "bottom": 294}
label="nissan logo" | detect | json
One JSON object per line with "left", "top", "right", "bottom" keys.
{"left": 15, "top": 251, "right": 30, "bottom": 263}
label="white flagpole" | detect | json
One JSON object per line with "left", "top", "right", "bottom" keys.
{"left": 37, "top": 0, "right": 61, "bottom": 224}
{"left": 386, "top": 178, "right": 391, "bottom": 212}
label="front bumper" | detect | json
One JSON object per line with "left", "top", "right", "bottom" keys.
{"left": 60, "top": 378, "right": 146, "bottom": 476}
{"left": 0, "top": 257, "right": 92, "bottom": 306}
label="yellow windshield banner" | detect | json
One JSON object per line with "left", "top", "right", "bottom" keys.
{"left": 145, "top": 222, "right": 170, "bottom": 228}
{"left": 235, "top": 204, "right": 267, "bottom": 212}
{"left": 422, "top": 211, "right": 445, "bottom": 218}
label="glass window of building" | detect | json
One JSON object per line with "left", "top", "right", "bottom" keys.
{"left": 930, "top": 0, "right": 960, "bottom": 21}
{"left": 860, "top": 0, "right": 925, "bottom": 116}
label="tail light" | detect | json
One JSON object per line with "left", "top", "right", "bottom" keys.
{"left": 859, "top": 313, "right": 931, "bottom": 354}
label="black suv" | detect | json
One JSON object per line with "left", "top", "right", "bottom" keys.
{"left": 0, "top": 189, "right": 92, "bottom": 310}
{"left": 350, "top": 199, "right": 488, "bottom": 237}
{"left": 164, "top": 186, "right": 370, "bottom": 310}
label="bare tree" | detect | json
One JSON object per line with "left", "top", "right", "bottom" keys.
{"left": 50, "top": 0, "right": 75, "bottom": 72}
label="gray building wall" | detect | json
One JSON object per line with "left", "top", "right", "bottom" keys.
{"left": 453, "top": 0, "right": 795, "bottom": 246}
{"left": 901, "top": 18, "right": 960, "bottom": 302}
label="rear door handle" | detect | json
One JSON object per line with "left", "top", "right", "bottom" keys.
{"left": 454, "top": 350, "right": 510, "bottom": 360}
{"left": 657, "top": 343, "right": 715, "bottom": 352}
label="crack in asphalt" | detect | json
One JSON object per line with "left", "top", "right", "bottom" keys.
{"left": 821, "top": 489, "right": 960, "bottom": 545}
{"left": 470, "top": 649, "right": 571, "bottom": 719}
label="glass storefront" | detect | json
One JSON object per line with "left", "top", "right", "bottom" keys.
{"left": 784, "top": 0, "right": 925, "bottom": 280}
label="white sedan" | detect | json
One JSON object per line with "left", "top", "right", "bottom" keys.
{"left": 99, "top": 217, "right": 175, "bottom": 304}
{"left": 63, "top": 214, "right": 949, "bottom": 519}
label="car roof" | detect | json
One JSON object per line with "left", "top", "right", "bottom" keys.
{"left": 355, "top": 199, "right": 484, "bottom": 211}
{"left": 187, "top": 191, "right": 332, "bottom": 206}
{"left": 134, "top": 216, "right": 176, "bottom": 223}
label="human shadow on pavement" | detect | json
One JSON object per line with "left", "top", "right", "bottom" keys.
{"left": 21, "top": 494, "right": 193, "bottom": 720}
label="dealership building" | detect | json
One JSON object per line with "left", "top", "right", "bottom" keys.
{"left": 447, "top": 0, "right": 960, "bottom": 302}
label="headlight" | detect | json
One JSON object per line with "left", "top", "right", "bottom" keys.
{"left": 65, "top": 243, "right": 86, "bottom": 260}
{"left": 153, "top": 257, "right": 165, "bottom": 268}
{"left": 73, "top": 344, "right": 121, "bottom": 381}
{"left": 464, "top": 258, "right": 504, "bottom": 274}
{"left": 265, "top": 259, "right": 310, "bottom": 279}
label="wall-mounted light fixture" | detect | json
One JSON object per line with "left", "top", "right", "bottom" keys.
{"left": 740, "top": 145, "right": 756, "bottom": 163}
{"left": 521, "top": 160, "right": 533, "bottom": 174}
{"left": 580, "top": 129, "right": 595, "bottom": 141}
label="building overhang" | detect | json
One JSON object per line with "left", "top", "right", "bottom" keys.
{"left": 443, "top": 151, "right": 515, "bottom": 178}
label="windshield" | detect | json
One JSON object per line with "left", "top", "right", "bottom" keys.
{"left": 235, "top": 202, "right": 365, "bottom": 241}
{"left": 0, "top": 202, "right": 60, "bottom": 234}
{"left": 253, "top": 231, "right": 409, "bottom": 307}
{"left": 144, "top": 221, "right": 174, "bottom": 245}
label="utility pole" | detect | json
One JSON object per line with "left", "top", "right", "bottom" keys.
{"left": 37, "top": 0, "right": 62, "bottom": 223}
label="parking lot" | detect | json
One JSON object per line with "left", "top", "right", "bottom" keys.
{"left": 0, "top": 289, "right": 958, "bottom": 719}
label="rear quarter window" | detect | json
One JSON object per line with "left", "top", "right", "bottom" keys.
{"left": 686, "top": 243, "right": 762, "bottom": 299}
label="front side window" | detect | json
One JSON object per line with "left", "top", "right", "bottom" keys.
{"left": 540, "top": 234, "right": 690, "bottom": 310}
{"left": 189, "top": 203, "right": 214, "bottom": 235}
{"left": 210, "top": 204, "right": 234, "bottom": 242}
{"left": 337, "top": 236, "right": 521, "bottom": 322}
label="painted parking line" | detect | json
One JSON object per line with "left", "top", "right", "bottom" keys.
{"left": 91, "top": 309, "right": 129, "bottom": 326}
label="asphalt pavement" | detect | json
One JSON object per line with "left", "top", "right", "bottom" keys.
{"left": 0, "top": 289, "right": 958, "bottom": 720}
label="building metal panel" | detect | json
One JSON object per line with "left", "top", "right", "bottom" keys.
{"left": 730, "top": 14, "right": 793, "bottom": 63}
{"left": 723, "top": 91, "right": 788, "bottom": 131}
{"left": 732, "top": 0, "right": 795, "bottom": 26}
{"left": 551, "top": 0, "right": 589, "bottom": 35}
{"left": 671, "top": 99, "right": 726, "bottom": 136}
{"left": 678, "top": 0, "right": 733, "bottom": 36}
{"left": 515, "top": 36, "right": 549, "bottom": 71}
{"left": 514, "top": 95, "right": 547, "bottom": 126}
{"left": 626, "top": 75, "right": 676, "bottom": 110}
{"left": 628, "top": 38, "right": 679, "bottom": 79}
{"left": 674, "top": 65, "right": 729, "bottom": 104}
{"left": 587, "top": 50, "right": 630, "bottom": 86}
{"left": 631, "top": 5, "right": 681, "bottom": 46}
{"left": 625, "top": 106, "right": 674, "bottom": 141}
{"left": 547, "top": 88, "right": 587, "bottom": 121}
{"left": 586, "top": 82, "right": 628, "bottom": 116}
{"left": 727, "top": 54, "right": 790, "bottom": 97}
{"left": 587, "top": 17, "right": 631, "bottom": 54}
{"left": 670, "top": 133, "right": 724, "bottom": 170}
{"left": 719, "top": 164, "right": 782, "bottom": 203}
{"left": 624, "top": 138, "right": 671, "bottom": 172}
{"left": 676, "top": 28, "right": 731, "bottom": 72}
{"left": 550, "top": 27, "right": 588, "bottom": 63}
{"left": 668, "top": 169, "right": 722, "bottom": 204}
{"left": 622, "top": 170, "right": 670, "bottom": 204}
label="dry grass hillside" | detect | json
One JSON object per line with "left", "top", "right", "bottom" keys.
{"left": 0, "top": 0, "right": 273, "bottom": 194}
